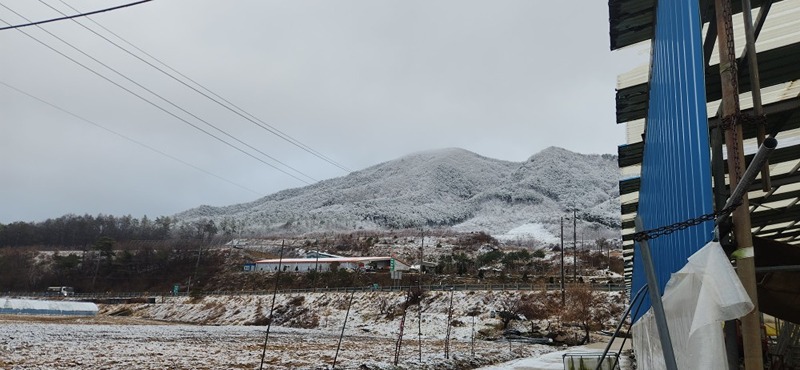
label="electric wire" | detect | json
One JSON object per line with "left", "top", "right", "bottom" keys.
{"left": 49, "top": 0, "right": 352, "bottom": 173}
{"left": 0, "top": 17, "right": 310, "bottom": 186}
{"left": 2, "top": 3, "right": 316, "bottom": 184}
{"left": 0, "top": 9, "right": 315, "bottom": 185}
{"left": 0, "top": 0, "right": 152, "bottom": 31}
{"left": 0, "top": 80, "right": 264, "bottom": 196}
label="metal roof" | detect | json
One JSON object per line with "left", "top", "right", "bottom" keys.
{"left": 609, "top": 0, "right": 783, "bottom": 50}
{"left": 615, "top": 0, "right": 800, "bottom": 123}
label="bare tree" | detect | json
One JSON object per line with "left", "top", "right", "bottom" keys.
{"left": 517, "top": 290, "right": 557, "bottom": 333}
{"left": 495, "top": 295, "right": 519, "bottom": 330}
{"left": 560, "top": 284, "right": 611, "bottom": 344}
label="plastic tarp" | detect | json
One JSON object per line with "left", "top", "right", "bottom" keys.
{"left": 632, "top": 241, "right": 754, "bottom": 369}
{"left": 0, "top": 298, "right": 98, "bottom": 316}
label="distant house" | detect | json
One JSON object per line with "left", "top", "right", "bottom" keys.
{"left": 249, "top": 256, "right": 410, "bottom": 273}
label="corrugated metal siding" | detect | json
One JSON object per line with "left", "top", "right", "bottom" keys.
{"left": 632, "top": 0, "right": 714, "bottom": 321}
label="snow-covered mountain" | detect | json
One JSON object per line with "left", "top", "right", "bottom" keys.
{"left": 175, "top": 147, "right": 620, "bottom": 240}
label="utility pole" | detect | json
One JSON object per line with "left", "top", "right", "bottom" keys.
{"left": 573, "top": 209, "right": 577, "bottom": 282}
{"left": 715, "top": 0, "right": 764, "bottom": 368}
{"left": 313, "top": 250, "right": 320, "bottom": 292}
{"left": 259, "top": 240, "right": 285, "bottom": 370}
{"left": 560, "top": 216, "right": 565, "bottom": 305}
{"left": 418, "top": 228, "right": 423, "bottom": 363}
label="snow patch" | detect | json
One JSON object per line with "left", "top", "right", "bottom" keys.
{"left": 495, "top": 223, "right": 558, "bottom": 244}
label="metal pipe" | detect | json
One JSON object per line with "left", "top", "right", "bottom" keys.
{"left": 716, "top": 137, "right": 777, "bottom": 226}
{"left": 595, "top": 285, "right": 648, "bottom": 370}
{"left": 611, "top": 288, "right": 649, "bottom": 370}
{"left": 634, "top": 216, "right": 678, "bottom": 370}
{"left": 742, "top": 0, "right": 771, "bottom": 191}
{"left": 755, "top": 265, "right": 800, "bottom": 273}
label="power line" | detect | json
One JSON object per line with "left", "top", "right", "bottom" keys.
{"left": 0, "top": 0, "right": 152, "bottom": 31}
{"left": 0, "top": 8, "right": 316, "bottom": 185}
{"left": 49, "top": 0, "right": 353, "bottom": 173}
{"left": 0, "top": 80, "right": 263, "bottom": 196}
{"left": 0, "top": 17, "right": 311, "bottom": 185}
{"left": 2, "top": 3, "right": 316, "bottom": 184}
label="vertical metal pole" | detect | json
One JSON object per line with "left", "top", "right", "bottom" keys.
{"left": 741, "top": 0, "right": 771, "bottom": 192}
{"left": 715, "top": 0, "right": 764, "bottom": 367}
{"left": 634, "top": 217, "right": 678, "bottom": 370}
{"left": 560, "top": 216, "right": 565, "bottom": 305}
{"left": 715, "top": 129, "right": 741, "bottom": 370}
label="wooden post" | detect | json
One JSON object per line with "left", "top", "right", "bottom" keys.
{"left": 714, "top": 0, "right": 764, "bottom": 368}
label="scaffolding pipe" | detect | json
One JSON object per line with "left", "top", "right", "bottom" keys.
{"left": 634, "top": 216, "right": 678, "bottom": 370}
{"left": 595, "top": 285, "right": 648, "bottom": 370}
{"left": 742, "top": 0, "right": 771, "bottom": 192}
{"left": 716, "top": 137, "right": 777, "bottom": 227}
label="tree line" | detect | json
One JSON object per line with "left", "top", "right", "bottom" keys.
{"left": 0, "top": 214, "right": 233, "bottom": 248}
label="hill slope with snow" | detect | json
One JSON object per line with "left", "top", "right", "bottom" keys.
{"left": 175, "top": 147, "right": 620, "bottom": 239}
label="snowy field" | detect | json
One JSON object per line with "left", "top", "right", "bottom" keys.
{"left": 1, "top": 291, "right": 627, "bottom": 369}
{"left": 0, "top": 315, "right": 557, "bottom": 370}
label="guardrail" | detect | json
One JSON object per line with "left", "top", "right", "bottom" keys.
{"left": 5, "top": 282, "right": 625, "bottom": 300}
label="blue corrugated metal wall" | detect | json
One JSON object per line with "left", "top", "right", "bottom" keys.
{"left": 632, "top": 0, "right": 713, "bottom": 321}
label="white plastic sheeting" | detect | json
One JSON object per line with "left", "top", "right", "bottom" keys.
{"left": 0, "top": 298, "right": 98, "bottom": 316}
{"left": 632, "top": 241, "right": 754, "bottom": 369}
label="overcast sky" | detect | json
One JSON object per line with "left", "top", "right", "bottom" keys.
{"left": 0, "top": 0, "right": 647, "bottom": 223}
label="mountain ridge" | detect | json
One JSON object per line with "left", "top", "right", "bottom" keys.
{"left": 174, "top": 147, "right": 621, "bottom": 241}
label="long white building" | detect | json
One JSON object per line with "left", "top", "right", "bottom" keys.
{"left": 245, "top": 256, "right": 410, "bottom": 273}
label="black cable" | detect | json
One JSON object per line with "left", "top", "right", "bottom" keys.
{"left": 50, "top": 0, "right": 352, "bottom": 173}
{"left": 3, "top": 18, "right": 309, "bottom": 185}
{"left": 0, "top": 0, "right": 152, "bottom": 31}
{"left": 0, "top": 12, "right": 313, "bottom": 185}
{"left": 0, "top": 80, "right": 263, "bottom": 196}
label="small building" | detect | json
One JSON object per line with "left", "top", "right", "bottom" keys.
{"left": 249, "top": 256, "right": 409, "bottom": 273}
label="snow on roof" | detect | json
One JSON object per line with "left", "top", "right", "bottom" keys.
{"left": 254, "top": 256, "right": 395, "bottom": 264}
{"left": 305, "top": 250, "right": 346, "bottom": 258}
